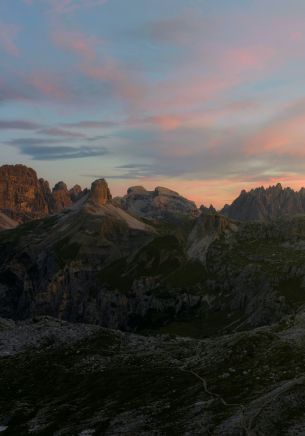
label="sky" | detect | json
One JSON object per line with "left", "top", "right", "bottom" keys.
{"left": 2, "top": 0, "right": 305, "bottom": 207}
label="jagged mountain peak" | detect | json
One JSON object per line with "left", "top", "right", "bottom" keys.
{"left": 221, "top": 182, "right": 305, "bottom": 221}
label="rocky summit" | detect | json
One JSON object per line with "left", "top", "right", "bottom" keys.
{"left": 3, "top": 166, "right": 305, "bottom": 434}
{"left": 114, "top": 185, "right": 198, "bottom": 223}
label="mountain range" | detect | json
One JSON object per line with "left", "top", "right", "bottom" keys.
{"left": 2, "top": 164, "right": 305, "bottom": 434}
{"left": 2, "top": 165, "right": 305, "bottom": 228}
{"left": 221, "top": 183, "right": 305, "bottom": 221}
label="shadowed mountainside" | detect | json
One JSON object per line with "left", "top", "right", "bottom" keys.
{"left": 1, "top": 177, "right": 305, "bottom": 337}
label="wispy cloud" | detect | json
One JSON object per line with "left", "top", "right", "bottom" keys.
{"left": 0, "top": 120, "right": 43, "bottom": 130}
{"left": 62, "top": 120, "right": 118, "bottom": 129}
{"left": 27, "top": 70, "right": 73, "bottom": 102}
{"left": 0, "top": 22, "right": 20, "bottom": 57}
{"left": 6, "top": 137, "right": 108, "bottom": 160}
{"left": 51, "top": 30, "right": 102, "bottom": 60}
{"left": 51, "top": 27, "right": 147, "bottom": 109}
{"left": 24, "top": 0, "right": 108, "bottom": 14}
{"left": 246, "top": 97, "right": 305, "bottom": 157}
{"left": 38, "top": 127, "right": 87, "bottom": 138}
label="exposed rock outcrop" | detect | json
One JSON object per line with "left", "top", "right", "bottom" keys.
{"left": 200, "top": 203, "right": 217, "bottom": 214}
{"left": 114, "top": 185, "right": 198, "bottom": 222}
{"left": 50, "top": 181, "right": 73, "bottom": 212}
{"left": 187, "top": 213, "right": 237, "bottom": 263}
{"left": 88, "top": 178, "right": 112, "bottom": 206}
{"left": 0, "top": 164, "right": 50, "bottom": 222}
{"left": 69, "top": 184, "right": 83, "bottom": 202}
{"left": 221, "top": 183, "right": 305, "bottom": 221}
{"left": 0, "top": 164, "right": 85, "bottom": 222}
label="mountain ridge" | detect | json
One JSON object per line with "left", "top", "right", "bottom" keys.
{"left": 221, "top": 182, "right": 305, "bottom": 221}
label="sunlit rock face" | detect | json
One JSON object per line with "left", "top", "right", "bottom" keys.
{"left": 0, "top": 165, "right": 86, "bottom": 222}
{"left": 89, "top": 178, "right": 112, "bottom": 206}
{"left": 0, "top": 164, "right": 50, "bottom": 222}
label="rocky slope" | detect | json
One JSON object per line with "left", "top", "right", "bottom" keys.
{"left": 221, "top": 183, "right": 305, "bottom": 221}
{"left": 114, "top": 185, "right": 199, "bottom": 223}
{"left": 0, "top": 164, "right": 84, "bottom": 223}
{"left": 0, "top": 178, "right": 157, "bottom": 327}
{"left": 1, "top": 314, "right": 305, "bottom": 435}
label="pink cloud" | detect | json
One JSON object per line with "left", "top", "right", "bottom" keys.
{"left": 127, "top": 99, "right": 260, "bottom": 133}
{"left": 0, "top": 22, "right": 20, "bottom": 57}
{"left": 52, "top": 30, "right": 102, "bottom": 60}
{"left": 27, "top": 71, "right": 72, "bottom": 102}
{"left": 84, "top": 63, "right": 146, "bottom": 108}
{"left": 246, "top": 99, "right": 305, "bottom": 157}
{"left": 221, "top": 46, "right": 276, "bottom": 72}
{"left": 128, "top": 115, "right": 183, "bottom": 131}
{"left": 50, "top": 27, "right": 146, "bottom": 108}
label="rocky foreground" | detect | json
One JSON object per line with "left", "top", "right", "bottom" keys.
{"left": 1, "top": 313, "right": 305, "bottom": 435}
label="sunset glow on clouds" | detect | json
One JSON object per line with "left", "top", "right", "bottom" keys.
{"left": 2, "top": 0, "right": 305, "bottom": 207}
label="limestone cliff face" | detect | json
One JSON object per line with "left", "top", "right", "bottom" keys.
{"left": 50, "top": 181, "right": 73, "bottom": 213}
{"left": 0, "top": 165, "right": 85, "bottom": 222}
{"left": 0, "top": 165, "right": 50, "bottom": 222}
{"left": 221, "top": 183, "right": 305, "bottom": 221}
{"left": 89, "top": 179, "right": 112, "bottom": 206}
{"left": 114, "top": 185, "right": 198, "bottom": 222}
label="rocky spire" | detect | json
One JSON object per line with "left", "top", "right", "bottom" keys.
{"left": 89, "top": 179, "right": 112, "bottom": 205}
{"left": 51, "top": 181, "right": 72, "bottom": 212}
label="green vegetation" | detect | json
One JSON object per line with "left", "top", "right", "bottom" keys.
{"left": 166, "top": 260, "right": 206, "bottom": 288}
{"left": 278, "top": 278, "right": 305, "bottom": 308}
{"left": 55, "top": 236, "right": 81, "bottom": 265}
{"left": 0, "top": 215, "right": 59, "bottom": 245}
{"left": 98, "top": 258, "right": 130, "bottom": 291}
